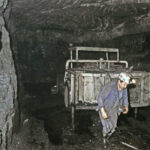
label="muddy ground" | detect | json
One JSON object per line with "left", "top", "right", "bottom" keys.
{"left": 12, "top": 83, "right": 150, "bottom": 150}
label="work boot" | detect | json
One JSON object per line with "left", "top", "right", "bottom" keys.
{"left": 116, "top": 127, "right": 121, "bottom": 134}
{"left": 103, "top": 136, "right": 107, "bottom": 149}
{"left": 106, "top": 132, "right": 113, "bottom": 140}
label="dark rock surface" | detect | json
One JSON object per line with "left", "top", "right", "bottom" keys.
{"left": 10, "top": 0, "right": 150, "bottom": 40}
{"left": 11, "top": 117, "right": 51, "bottom": 150}
{"left": 16, "top": 83, "right": 150, "bottom": 150}
{"left": 4, "top": 0, "right": 150, "bottom": 83}
{"left": 0, "top": 0, "right": 150, "bottom": 149}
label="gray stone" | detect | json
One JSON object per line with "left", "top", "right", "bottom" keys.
{"left": 0, "top": 1, "right": 17, "bottom": 149}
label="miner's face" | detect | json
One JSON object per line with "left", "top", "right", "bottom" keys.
{"left": 118, "top": 80, "right": 128, "bottom": 90}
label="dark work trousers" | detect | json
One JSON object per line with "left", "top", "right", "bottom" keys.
{"left": 99, "top": 108, "right": 118, "bottom": 137}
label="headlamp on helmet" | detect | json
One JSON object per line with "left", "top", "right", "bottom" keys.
{"left": 119, "top": 72, "right": 130, "bottom": 84}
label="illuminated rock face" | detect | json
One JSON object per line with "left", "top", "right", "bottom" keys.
{"left": 0, "top": 1, "right": 17, "bottom": 150}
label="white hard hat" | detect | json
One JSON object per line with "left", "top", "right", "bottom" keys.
{"left": 119, "top": 72, "right": 130, "bottom": 84}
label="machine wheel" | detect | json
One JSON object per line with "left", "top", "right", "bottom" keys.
{"left": 64, "top": 84, "right": 70, "bottom": 108}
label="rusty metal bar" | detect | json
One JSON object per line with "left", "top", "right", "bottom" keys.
{"left": 76, "top": 105, "right": 97, "bottom": 110}
{"left": 65, "top": 69, "right": 76, "bottom": 75}
{"left": 65, "top": 59, "right": 128, "bottom": 70}
{"left": 71, "top": 74, "right": 75, "bottom": 130}
{"left": 70, "top": 47, "right": 119, "bottom": 60}
{"left": 120, "top": 141, "right": 139, "bottom": 150}
{"left": 141, "top": 75, "right": 144, "bottom": 104}
{"left": 106, "top": 52, "right": 108, "bottom": 60}
{"left": 76, "top": 49, "right": 78, "bottom": 60}
{"left": 71, "top": 105, "right": 75, "bottom": 130}
{"left": 70, "top": 50, "right": 73, "bottom": 68}
{"left": 75, "top": 47, "right": 119, "bottom": 52}
{"left": 117, "top": 51, "right": 119, "bottom": 61}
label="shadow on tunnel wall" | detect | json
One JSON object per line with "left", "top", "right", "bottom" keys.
{"left": 0, "top": 31, "right": 2, "bottom": 51}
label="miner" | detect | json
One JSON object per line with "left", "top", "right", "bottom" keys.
{"left": 97, "top": 72, "right": 130, "bottom": 147}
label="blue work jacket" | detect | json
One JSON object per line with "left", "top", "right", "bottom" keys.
{"left": 97, "top": 81, "right": 128, "bottom": 113}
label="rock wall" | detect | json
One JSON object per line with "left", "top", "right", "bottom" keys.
{"left": 0, "top": 0, "right": 17, "bottom": 149}
{"left": 9, "top": 0, "right": 150, "bottom": 83}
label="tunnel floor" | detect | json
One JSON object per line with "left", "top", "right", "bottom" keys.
{"left": 19, "top": 83, "right": 150, "bottom": 150}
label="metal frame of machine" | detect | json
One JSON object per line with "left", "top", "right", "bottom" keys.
{"left": 64, "top": 46, "right": 150, "bottom": 128}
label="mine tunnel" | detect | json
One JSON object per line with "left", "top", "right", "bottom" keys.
{"left": 0, "top": 0, "right": 150, "bottom": 150}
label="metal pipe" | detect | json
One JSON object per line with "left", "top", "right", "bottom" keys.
{"left": 65, "top": 59, "right": 128, "bottom": 70}
{"left": 120, "top": 141, "right": 139, "bottom": 150}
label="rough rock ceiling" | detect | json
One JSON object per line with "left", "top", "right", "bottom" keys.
{"left": 10, "top": 0, "right": 150, "bottom": 41}
{"left": 6, "top": 0, "right": 150, "bottom": 83}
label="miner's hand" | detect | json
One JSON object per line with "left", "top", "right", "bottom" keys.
{"left": 100, "top": 107, "right": 108, "bottom": 119}
{"left": 123, "top": 106, "right": 128, "bottom": 114}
